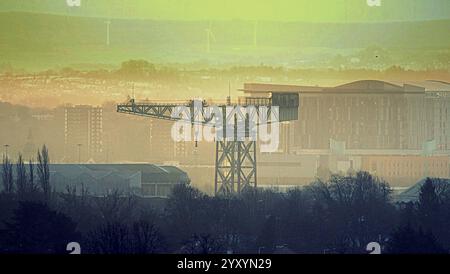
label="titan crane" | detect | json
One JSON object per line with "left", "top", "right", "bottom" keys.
{"left": 117, "top": 92, "right": 299, "bottom": 195}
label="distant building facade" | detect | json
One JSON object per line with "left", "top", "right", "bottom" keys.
{"left": 149, "top": 119, "right": 187, "bottom": 161}
{"left": 148, "top": 118, "right": 215, "bottom": 165}
{"left": 64, "top": 105, "right": 103, "bottom": 162}
{"left": 361, "top": 155, "right": 450, "bottom": 185}
{"left": 242, "top": 80, "right": 450, "bottom": 186}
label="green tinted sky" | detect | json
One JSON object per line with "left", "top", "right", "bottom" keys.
{"left": 0, "top": 0, "right": 449, "bottom": 22}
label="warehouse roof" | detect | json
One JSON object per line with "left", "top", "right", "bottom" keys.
{"left": 1, "top": 164, "right": 190, "bottom": 195}
{"left": 47, "top": 163, "right": 189, "bottom": 183}
{"left": 240, "top": 80, "right": 437, "bottom": 94}
{"left": 395, "top": 178, "right": 450, "bottom": 203}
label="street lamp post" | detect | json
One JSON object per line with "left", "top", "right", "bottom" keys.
{"left": 3, "top": 144, "right": 10, "bottom": 158}
{"left": 77, "top": 144, "right": 82, "bottom": 163}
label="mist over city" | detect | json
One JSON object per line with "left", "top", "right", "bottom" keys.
{"left": 0, "top": 0, "right": 449, "bottom": 262}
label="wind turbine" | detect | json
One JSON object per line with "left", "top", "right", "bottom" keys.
{"left": 253, "top": 20, "right": 258, "bottom": 47}
{"left": 105, "top": 20, "right": 111, "bottom": 46}
{"left": 205, "top": 22, "right": 216, "bottom": 53}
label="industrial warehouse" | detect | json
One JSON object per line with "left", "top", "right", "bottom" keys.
{"left": 0, "top": 164, "right": 190, "bottom": 198}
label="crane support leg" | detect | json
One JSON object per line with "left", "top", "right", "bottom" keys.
{"left": 215, "top": 140, "right": 257, "bottom": 195}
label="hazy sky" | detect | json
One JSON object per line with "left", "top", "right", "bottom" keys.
{"left": 0, "top": 0, "right": 449, "bottom": 22}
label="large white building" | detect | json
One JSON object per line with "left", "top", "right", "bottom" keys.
{"left": 242, "top": 80, "right": 450, "bottom": 186}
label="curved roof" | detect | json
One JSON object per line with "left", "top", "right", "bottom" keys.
{"left": 332, "top": 80, "right": 403, "bottom": 91}
{"left": 241, "top": 80, "right": 427, "bottom": 94}
{"left": 325, "top": 80, "right": 425, "bottom": 93}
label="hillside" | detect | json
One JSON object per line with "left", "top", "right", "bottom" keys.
{"left": 0, "top": 12, "right": 449, "bottom": 70}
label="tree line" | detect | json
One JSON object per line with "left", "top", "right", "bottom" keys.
{"left": 7, "top": 60, "right": 449, "bottom": 83}
{"left": 0, "top": 148, "right": 449, "bottom": 254}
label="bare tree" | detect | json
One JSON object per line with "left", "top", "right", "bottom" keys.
{"left": 87, "top": 222, "right": 131, "bottom": 254}
{"left": 182, "top": 234, "right": 224, "bottom": 254}
{"left": 306, "top": 171, "right": 395, "bottom": 253}
{"left": 2, "top": 155, "right": 13, "bottom": 194}
{"left": 16, "top": 154, "right": 27, "bottom": 199}
{"left": 95, "top": 190, "right": 137, "bottom": 223}
{"left": 60, "top": 184, "right": 89, "bottom": 213}
{"left": 28, "top": 159, "right": 36, "bottom": 193}
{"left": 37, "top": 145, "right": 50, "bottom": 201}
{"left": 86, "top": 219, "right": 165, "bottom": 254}
{"left": 131, "top": 220, "right": 165, "bottom": 254}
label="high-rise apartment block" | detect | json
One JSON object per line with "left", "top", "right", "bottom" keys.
{"left": 64, "top": 105, "right": 103, "bottom": 162}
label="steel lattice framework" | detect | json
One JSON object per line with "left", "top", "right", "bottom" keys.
{"left": 117, "top": 94, "right": 298, "bottom": 195}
